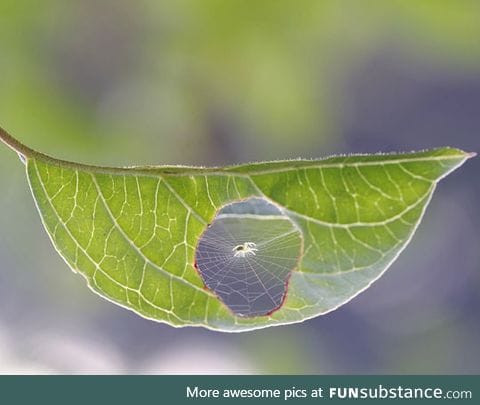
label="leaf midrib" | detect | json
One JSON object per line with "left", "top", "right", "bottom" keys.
{"left": 28, "top": 153, "right": 467, "bottom": 178}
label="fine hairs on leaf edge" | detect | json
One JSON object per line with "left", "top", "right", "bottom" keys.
{"left": 0, "top": 126, "right": 476, "bottom": 174}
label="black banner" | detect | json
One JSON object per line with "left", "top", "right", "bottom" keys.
{"left": 0, "top": 376, "right": 477, "bottom": 404}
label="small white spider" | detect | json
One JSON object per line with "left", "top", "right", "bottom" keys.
{"left": 232, "top": 242, "right": 258, "bottom": 258}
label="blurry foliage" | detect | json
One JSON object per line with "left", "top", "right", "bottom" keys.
{"left": 1, "top": 0, "right": 479, "bottom": 164}
{"left": 0, "top": 0, "right": 479, "bottom": 374}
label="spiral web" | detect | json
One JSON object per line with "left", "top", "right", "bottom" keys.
{"left": 195, "top": 198, "right": 302, "bottom": 317}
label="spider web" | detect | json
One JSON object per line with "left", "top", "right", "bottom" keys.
{"left": 195, "top": 198, "right": 302, "bottom": 317}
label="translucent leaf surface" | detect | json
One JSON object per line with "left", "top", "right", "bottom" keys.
{"left": 0, "top": 128, "right": 474, "bottom": 332}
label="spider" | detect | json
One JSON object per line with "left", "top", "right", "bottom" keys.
{"left": 232, "top": 242, "right": 258, "bottom": 258}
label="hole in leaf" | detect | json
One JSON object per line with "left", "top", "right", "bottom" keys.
{"left": 195, "top": 197, "right": 303, "bottom": 317}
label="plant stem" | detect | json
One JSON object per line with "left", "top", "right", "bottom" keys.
{"left": 0, "top": 126, "right": 37, "bottom": 159}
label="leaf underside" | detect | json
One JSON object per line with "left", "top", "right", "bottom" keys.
{"left": 15, "top": 146, "right": 470, "bottom": 332}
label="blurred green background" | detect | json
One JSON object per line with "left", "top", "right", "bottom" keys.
{"left": 0, "top": 0, "right": 479, "bottom": 374}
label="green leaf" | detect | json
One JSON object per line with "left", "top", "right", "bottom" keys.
{"left": 0, "top": 128, "right": 475, "bottom": 332}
